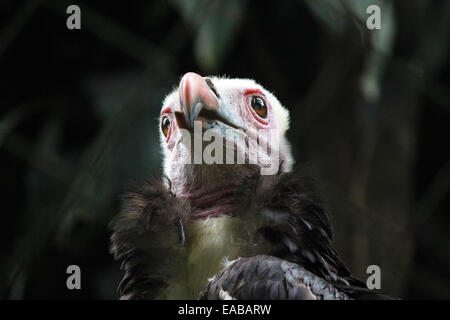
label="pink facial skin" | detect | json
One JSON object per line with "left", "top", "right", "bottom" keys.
{"left": 158, "top": 73, "right": 292, "bottom": 219}
{"left": 160, "top": 87, "right": 277, "bottom": 139}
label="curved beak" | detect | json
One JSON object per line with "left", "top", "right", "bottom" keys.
{"left": 178, "top": 72, "right": 242, "bottom": 130}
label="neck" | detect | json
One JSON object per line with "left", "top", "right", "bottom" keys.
{"left": 170, "top": 164, "right": 260, "bottom": 219}
{"left": 182, "top": 185, "right": 242, "bottom": 219}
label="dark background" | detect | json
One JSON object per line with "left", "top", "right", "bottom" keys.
{"left": 0, "top": 0, "right": 448, "bottom": 299}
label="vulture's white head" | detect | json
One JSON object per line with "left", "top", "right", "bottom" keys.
{"left": 159, "top": 72, "right": 293, "bottom": 219}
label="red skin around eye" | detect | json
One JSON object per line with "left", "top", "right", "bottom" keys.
{"left": 244, "top": 89, "right": 264, "bottom": 96}
{"left": 160, "top": 107, "right": 172, "bottom": 115}
{"left": 244, "top": 89, "right": 270, "bottom": 127}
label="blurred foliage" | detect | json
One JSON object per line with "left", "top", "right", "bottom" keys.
{"left": 0, "top": 0, "right": 448, "bottom": 299}
{"left": 173, "top": 0, "right": 247, "bottom": 72}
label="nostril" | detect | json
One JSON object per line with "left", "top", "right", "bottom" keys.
{"left": 204, "top": 78, "right": 220, "bottom": 99}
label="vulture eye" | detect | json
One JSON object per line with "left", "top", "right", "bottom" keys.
{"left": 251, "top": 96, "right": 267, "bottom": 118}
{"left": 161, "top": 116, "right": 171, "bottom": 137}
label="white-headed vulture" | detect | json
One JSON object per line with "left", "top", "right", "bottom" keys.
{"left": 109, "top": 72, "right": 393, "bottom": 300}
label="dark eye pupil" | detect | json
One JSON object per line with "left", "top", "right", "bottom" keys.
{"left": 252, "top": 97, "right": 264, "bottom": 110}
{"left": 161, "top": 117, "right": 170, "bottom": 136}
{"left": 251, "top": 96, "right": 267, "bottom": 118}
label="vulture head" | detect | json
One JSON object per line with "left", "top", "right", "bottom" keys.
{"left": 159, "top": 72, "right": 293, "bottom": 219}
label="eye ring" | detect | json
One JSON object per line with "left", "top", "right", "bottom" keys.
{"left": 250, "top": 96, "right": 267, "bottom": 118}
{"left": 161, "top": 116, "right": 171, "bottom": 137}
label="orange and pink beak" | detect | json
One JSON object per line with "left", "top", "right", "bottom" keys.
{"left": 177, "top": 72, "right": 242, "bottom": 130}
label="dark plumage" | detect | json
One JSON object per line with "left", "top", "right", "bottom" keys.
{"left": 199, "top": 255, "right": 350, "bottom": 300}
{"left": 110, "top": 168, "right": 390, "bottom": 299}
{"left": 109, "top": 176, "right": 190, "bottom": 299}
